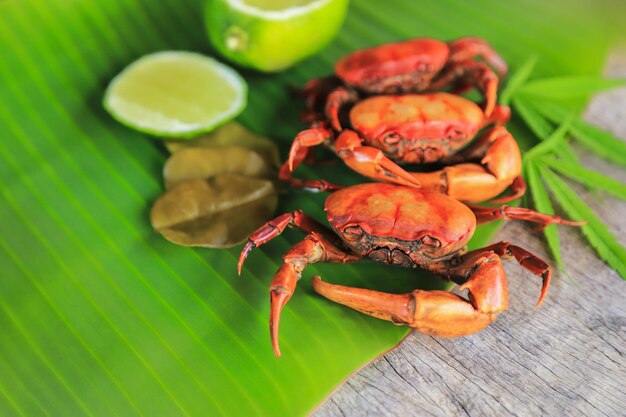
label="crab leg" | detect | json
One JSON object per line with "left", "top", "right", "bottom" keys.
{"left": 447, "top": 37, "right": 508, "bottom": 76}
{"left": 430, "top": 60, "right": 500, "bottom": 117}
{"left": 436, "top": 37, "right": 507, "bottom": 117}
{"left": 324, "top": 86, "right": 360, "bottom": 131}
{"left": 333, "top": 130, "right": 422, "bottom": 188}
{"left": 489, "top": 176, "right": 526, "bottom": 203}
{"left": 238, "top": 210, "right": 340, "bottom": 274}
{"left": 469, "top": 204, "right": 586, "bottom": 229}
{"left": 285, "top": 124, "right": 333, "bottom": 172}
{"left": 279, "top": 124, "right": 343, "bottom": 192}
{"left": 299, "top": 77, "right": 359, "bottom": 130}
{"left": 299, "top": 75, "right": 343, "bottom": 122}
{"left": 410, "top": 126, "right": 522, "bottom": 203}
{"left": 312, "top": 241, "right": 550, "bottom": 338}
{"left": 265, "top": 233, "right": 360, "bottom": 356}
{"left": 485, "top": 104, "right": 511, "bottom": 126}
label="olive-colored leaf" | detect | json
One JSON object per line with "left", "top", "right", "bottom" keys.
{"left": 163, "top": 146, "right": 276, "bottom": 189}
{"left": 541, "top": 167, "right": 626, "bottom": 279}
{"left": 151, "top": 174, "right": 278, "bottom": 248}
{"left": 165, "top": 122, "right": 281, "bottom": 167}
{"left": 518, "top": 76, "right": 626, "bottom": 100}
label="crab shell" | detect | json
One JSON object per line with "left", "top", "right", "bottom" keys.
{"left": 335, "top": 38, "right": 449, "bottom": 93}
{"left": 349, "top": 93, "right": 485, "bottom": 164}
{"left": 325, "top": 183, "right": 476, "bottom": 266}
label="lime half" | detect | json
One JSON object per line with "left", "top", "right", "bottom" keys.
{"left": 205, "top": 0, "right": 349, "bottom": 72}
{"left": 103, "top": 51, "right": 247, "bottom": 138}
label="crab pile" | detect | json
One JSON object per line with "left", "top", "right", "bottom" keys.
{"left": 238, "top": 38, "right": 582, "bottom": 357}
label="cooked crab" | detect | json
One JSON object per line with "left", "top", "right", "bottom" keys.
{"left": 238, "top": 183, "right": 581, "bottom": 356}
{"left": 281, "top": 92, "right": 523, "bottom": 203}
{"left": 302, "top": 37, "right": 507, "bottom": 130}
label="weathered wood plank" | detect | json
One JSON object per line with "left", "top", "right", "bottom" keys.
{"left": 314, "top": 55, "right": 626, "bottom": 417}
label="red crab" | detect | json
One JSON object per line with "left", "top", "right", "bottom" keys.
{"left": 238, "top": 183, "right": 582, "bottom": 357}
{"left": 281, "top": 92, "right": 524, "bottom": 203}
{"left": 302, "top": 37, "right": 508, "bottom": 130}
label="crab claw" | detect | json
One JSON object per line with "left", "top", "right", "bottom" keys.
{"left": 489, "top": 176, "right": 526, "bottom": 204}
{"left": 487, "top": 104, "right": 511, "bottom": 126}
{"left": 312, "top": 276, "right": 495, "bottom": 337}
{"left": 476, "top": 241, "right": 553, "bottom": 307}
{"left": 312, "top": 276, "right": 415, "bottom": 324}
{"left": 335, "top": 130, "right": 422, "bottom": 188}
{"left": 344, "top": 147, "right": 423, "bottom": 188}
{"left": 365, "top": 149, "right": 423, "bottom": 188}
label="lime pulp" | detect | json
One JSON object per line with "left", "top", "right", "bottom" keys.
{"left": 103, "top": 51, "right": 247, "bottom": 138}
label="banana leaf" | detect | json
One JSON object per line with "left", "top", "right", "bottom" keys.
{"left": 0, "top": 0, "right": 621, "bottom": 416}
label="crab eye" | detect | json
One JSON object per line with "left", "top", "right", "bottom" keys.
{"left": 450, "top": 128, "right": 466, "bottom": 140}
{"left": 383, "top": 132, "right": 400, "bottom": 144}
{"left": 343, "top": 225, "right": 364, "bottom": 241}
{"left": 421, "top": 235, "right": 441, "bottom": 248}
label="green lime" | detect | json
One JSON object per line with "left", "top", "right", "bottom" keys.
{"left": 204, "top": 0, "right": 349, "bottom": 72}
{"left": 103, "top": 51, "right": 247, "bottom": 138}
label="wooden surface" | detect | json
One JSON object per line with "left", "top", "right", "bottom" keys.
{"left": 314, "top": 56, "right": 626, "bottom": 417}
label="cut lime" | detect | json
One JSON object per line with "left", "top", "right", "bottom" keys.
{"left": 205, "top": 0, "right": 349, "bottom": 72}
{"left": 103, "top": 51, "right": 247, "bottom": 138}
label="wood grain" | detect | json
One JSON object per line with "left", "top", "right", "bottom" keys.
{"left": 313, "top": 55, "right": 626, "bottom": 417}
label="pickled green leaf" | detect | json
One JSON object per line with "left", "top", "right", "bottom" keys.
{"left": 165, "top": 122, "right": 281, "bottom": 167}
{"left": 151, "top": 174, "right": 278, "bottom": 247}
{"left": 163, "top": 146, "right": 276, "bottom": 189}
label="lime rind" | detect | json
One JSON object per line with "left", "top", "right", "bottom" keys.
{"left": 226, "top": 0, "right": 333, "bottom": 20}
{"left": 205, "top": 0, "right": 349, "bottom": 72}
{"left": 103, "top": 51, "right": 247, "bottom": 138}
